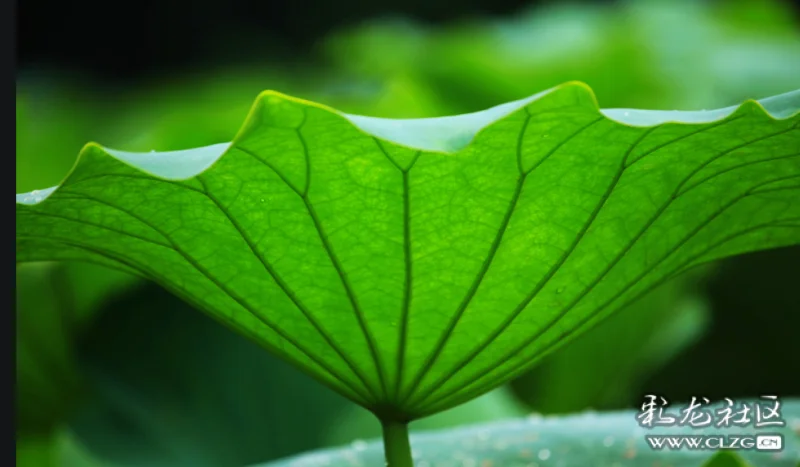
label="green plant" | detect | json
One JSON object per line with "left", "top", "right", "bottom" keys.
{"left": 16, "top": 82, "right": 800, "bottom": 466}
{"left": 253, "top": 400, "right": 800, "bottom": 467}
{"left": 324, "top": 0, "right": 800, "bottom": 114}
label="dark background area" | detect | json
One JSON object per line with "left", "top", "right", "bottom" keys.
{"left": 645, "top": 248, "right": 800, "bottom": 399}
{"left": 15, "top": 0, "right": 679, "bottom": 81}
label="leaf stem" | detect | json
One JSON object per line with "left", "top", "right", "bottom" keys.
{"left": 381, "top": 419, "right": 413, "bottom": 467}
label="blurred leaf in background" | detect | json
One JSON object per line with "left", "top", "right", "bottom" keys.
{"left": 701, "top": 451, "right": 755, "bottom": 467}
{"left": 69, "top": 283, "right": 350, "bottom": 467}
{"left": 16, "top": 262, "right": 138, "bottom": 467}
{"left": 17, "top": 429, "right": 107, "bottom": 467}
{"left": 253, "top": 400, "right": 800, "bottom": 467}
{"left": 323, "top": 0, "right": 800, "bottom": 114}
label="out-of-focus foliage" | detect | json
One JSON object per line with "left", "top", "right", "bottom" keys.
{"left": 15, "top": 261, "right": 137, "bottom": 466}
{"left": 17, "top": 263, "right": 82, "bottom": 436}
{"left": 70, "top": 284, "right": 354, "bottom": 467}
{"left": 324, "top": 0, "right": 800, "bottom": 114}
{"left": 254, "top": 400, "right": 800, "bottom": 467}
{"left": 17, "top": 430, "right": 106, "bottom": 467}
{"left": 701, "top": 451, "right": 755, "bottom": 467}
{"left": 17, "top": 262, "right": 139, "bottom": 434}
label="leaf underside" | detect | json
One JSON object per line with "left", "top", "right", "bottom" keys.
{"left": 16, "top": 82, "right": 800, "bottom": 419}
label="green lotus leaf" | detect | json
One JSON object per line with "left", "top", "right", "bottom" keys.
{"left": 252, "top": 399, "right": 800, "bottom": 467}
{"left": 16, "top": 82, "right": 800, "bottom": 430}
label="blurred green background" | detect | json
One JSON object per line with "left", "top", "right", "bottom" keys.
{"left": 15, "top": 0, "right": 800, "bottom": 466}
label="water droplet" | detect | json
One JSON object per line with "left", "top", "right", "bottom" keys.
{"left": 623, "top": 111, "right": 630, "bottom": 117}
{"left": 538, "top": 449, "right": 551, "bottom": 461}
{"left": 27, "top": 190, "right": 43, "bottom": 203}
{"left": 603, "top": 436, "right": 615, "bottom": 447}
{"left": 260, "top": 198, "right": 265, "bottom": 202}
{"left": 556, "top": 287, "right": 565, "bottom": 294}
{"left": 542, "top": 134, "right": 549, "bottom": 138}
{"left": 150, "top": 149, "right": 156, "bottom": 153}
{"left": 350, "top": 440, "right": 368, "bottom": 452}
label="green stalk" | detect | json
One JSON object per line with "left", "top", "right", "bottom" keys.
{"left": 381, "top": 419, "right": 413, "bottom": 467}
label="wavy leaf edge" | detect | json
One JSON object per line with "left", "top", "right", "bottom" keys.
{"left": 16, "top": 81, "right": 800, "bottom": 205}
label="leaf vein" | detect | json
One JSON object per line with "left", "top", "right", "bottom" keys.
{"left": 415, "top": 175, "right": 800, "bottom": 413}
{"left": 195, "top": 176, "right": 381, "bottom": 402}
{"left": 50, "top": 191, "right": 375, "bottom": 405}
